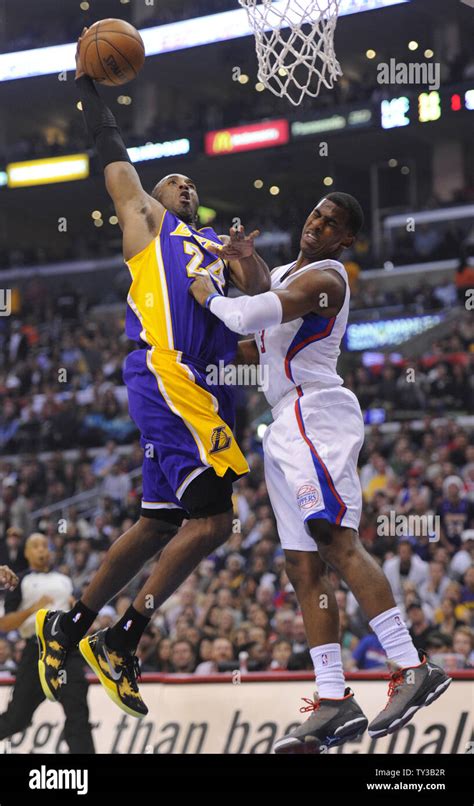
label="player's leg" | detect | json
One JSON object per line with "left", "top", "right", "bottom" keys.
{"left": 310, "top": 519, "right": 451, "bottom": 737}
{"left": 262, "top": 417, "right": 368, "bottom": 754}
{"left": 60, "top": 649, "right": 95, "bottom": 754}
{"left": 76, "top": 355, "right": 248, "bottom": 717}
{"left": 78, "top": 468, "right": 235, "bottom": 718}
{"left": 296, "top": 386, "right": 451, "bottom": 738}
{"left": 69, "top": 516, "right": 177, "bottom": 616}
{"left": 36, "top": 458, "right": 181, "bottom": 703}
{"left": 310, "top": 521, "right": 397, "bottom": 619}
{"left": 0, "top": 638, "right": 45, "bottom": 739}
{"left": 284, "top": 551, "right": 338, "bottom": 647}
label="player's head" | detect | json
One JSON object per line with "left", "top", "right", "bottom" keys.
{"left": 152, "top": 174, "right": 200, "bottom": 226}
{"left": 25, "top": 532, "right": 50, "bottom": 571}
{"left": 300, "top": 192, "right": 364, "bottom": 261}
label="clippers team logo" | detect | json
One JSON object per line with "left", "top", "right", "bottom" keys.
{"left": 210, "top": 426, "right": 232, "bottom": 454}
{"left": 296, "top": 483, "right": 321, "bottom": 510}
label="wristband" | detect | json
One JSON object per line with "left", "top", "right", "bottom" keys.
{"left": 205, "top": 293, "right": 221, "bottom": 310}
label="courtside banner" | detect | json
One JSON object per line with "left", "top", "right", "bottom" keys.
{"left": 0, "top": 674, "right": 472, "bottom": 754}
{"left": 204, "top": 120, "right": 289, "bottom": 156}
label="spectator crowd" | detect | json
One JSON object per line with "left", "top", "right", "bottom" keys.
{"left": 0, "top": 289, "right": 473, "bottom": 677}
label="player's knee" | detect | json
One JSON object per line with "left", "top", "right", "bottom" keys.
{"left": 316, "top": 528, "right": 359, "bottom": 570}
{"left": 138, "top": 515, "right": 178, "bottom": 541}
{"left": 284, "top": 549, "right": 325, "bottom": 588}
{"left": 200, "top": 509, "right": 233, "bottom": 551}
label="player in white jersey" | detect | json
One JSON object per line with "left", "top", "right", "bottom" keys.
{"left": 190, "top": 192, "right": 451, "bottom": 753}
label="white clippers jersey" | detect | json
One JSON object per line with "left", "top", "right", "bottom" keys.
{"left": 257, "top": 259, "right": 350, "bottom": 408}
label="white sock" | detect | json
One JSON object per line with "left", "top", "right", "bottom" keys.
{"left": 369, "top": 607, "right": 420, "bottom": 668}
{"left": 310, "top": 642, "right": 346, "bottom": 699}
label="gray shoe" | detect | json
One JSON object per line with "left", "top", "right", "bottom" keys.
{"left": 368, "top": 652, "right": 452, "bottom": 738}
{"left": 273, "top": 688, "right": 368, "bottom": 754}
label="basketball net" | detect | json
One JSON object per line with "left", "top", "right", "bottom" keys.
{"left": 239, "top": 0, "right": 343, "bottom": 106}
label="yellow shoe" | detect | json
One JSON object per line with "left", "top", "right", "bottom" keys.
{"left": 35, "top": 609, "right": 69, "bottom": 702}
{"left": 79, "top": 630, "right": 148, "bottom": 719}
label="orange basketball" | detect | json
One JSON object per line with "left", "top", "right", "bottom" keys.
{"left": 79, "top": 19, "right": 145, "bottom": 86}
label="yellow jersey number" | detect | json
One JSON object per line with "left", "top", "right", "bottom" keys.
{"left": 183, "top": 241, "right": 226, "bottom": 293}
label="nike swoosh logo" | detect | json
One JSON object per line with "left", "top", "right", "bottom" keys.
{"left": 51, "top": 614, "right": 61, "bottom": 637}
{"left": 103, "top": 644, "right": 122, "bottom": 682}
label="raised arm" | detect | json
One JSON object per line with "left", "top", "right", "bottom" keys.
{"left": 75, "top": 29, "right": 164, "bottom": 262}
{"left": 189, "top": 266, "right": 345, "bottom": 334}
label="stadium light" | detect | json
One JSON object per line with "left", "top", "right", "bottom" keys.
{"left": 7, "top": 154, "right": 89, "bottom": 187}
{"left": 0, "top": 1, "right": 411, "bottom": 82}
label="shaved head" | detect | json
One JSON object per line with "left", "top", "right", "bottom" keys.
{"left": 151, "top": 174, "right": 200, "bottom": 226}
{"left": 25, "top": 532, "right": 50, "bottom": 571}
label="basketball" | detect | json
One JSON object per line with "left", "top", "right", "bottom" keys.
{"left": 79, "top": 18, "right": 145, "bottom": 86}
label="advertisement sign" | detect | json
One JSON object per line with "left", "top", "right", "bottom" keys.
{"left": 205, "top": 120, "right": 289, "bottom": 156}
{"left": 345, "top": 314, "right": 445, "bottom": 351}
{"left": 0, "top": 676, "right": 471, "bottom": 754}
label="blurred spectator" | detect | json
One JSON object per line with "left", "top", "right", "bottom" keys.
{"left": 0, "top": 528, "right": 28, "bottom": 575}
{"left": 352, "top": 632, "right": 386, "bottom": 670}
{"left": 170, "top": 640, "right": 196, "bottom": 673}
{"left": 194, "top": 638, "right": 235, "bottom": 673}
{"left": 0, "top": 639, "right": 16, "bottom": 676}
{"left": 452, "top": 626, "right": 474, "bottom": 667}
{"left": 407, "top": 601, "right": 440, "bottom": 651}
{"left": 383, "top": 538, "right": 428, "bottom": 610}
{"left": 450, "top": 530, "right": 474, "bottom": 579}
{"left": 418, "top": 561, "right": 451, "bottom": 610}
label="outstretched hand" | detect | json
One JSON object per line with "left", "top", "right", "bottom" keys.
{"left": 209, "top": 225, "right": 260, "bottom": 261}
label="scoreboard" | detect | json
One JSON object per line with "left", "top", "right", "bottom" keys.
{"left": 381, "top": 87, "right": 474, "bottom": 129}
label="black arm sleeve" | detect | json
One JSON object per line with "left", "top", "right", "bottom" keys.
{"left": 75, "top": 75, "right": 131, "bottom": 170}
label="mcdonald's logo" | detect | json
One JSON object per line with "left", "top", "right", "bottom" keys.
{"left": 212, "top": 131, "right": 233, "bottom": 153}
{"left": 205, "top": 120, "right": 289, "bottom": 156}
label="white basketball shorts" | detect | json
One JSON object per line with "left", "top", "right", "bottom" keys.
{"left": 263, "top": 385, "right": 364, "bottom": 552}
